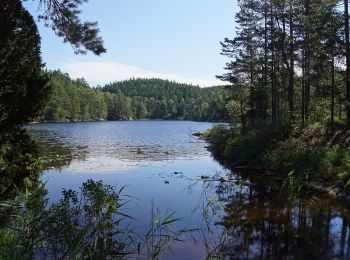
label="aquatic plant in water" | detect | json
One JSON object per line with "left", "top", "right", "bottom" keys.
{"left": 0, "top": 179, "right": 189, "bottom": 260}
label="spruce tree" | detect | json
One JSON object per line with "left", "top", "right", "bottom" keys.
{"left": 0, "top": 1, "right": 50, "bottom": 132}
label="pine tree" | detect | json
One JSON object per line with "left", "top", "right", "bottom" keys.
{"left": 345, "top": 0, "right": 350, "bottom": 126}
{"left": 0, "top": 1, "right": 50, "bottom": 132}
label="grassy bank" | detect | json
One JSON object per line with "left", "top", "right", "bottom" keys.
{"left": 205, "top": 123, "right": 350, "bottom": 196}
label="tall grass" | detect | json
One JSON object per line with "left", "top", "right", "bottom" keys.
{"left": 0, "top": 179, "right": 190, "bottom": 259}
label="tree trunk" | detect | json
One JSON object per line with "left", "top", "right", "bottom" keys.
{"left": 331, "top": 46, "right": 335, "bottom": 135}
{"left": 250, "top": 47, "right": 255, "bottom": 127}
{"left": 288, "top": 0, "right": 295, "bottom": 120}
{"left": 270, "top": 0, "right": 277, "bottom": 122}
{"left": 305, "top": 0, "right": 310, "bottom": 123}
{"left": 301, "top": 51, "right": 305, "bottom": 127}
{"left": 264, "top": 0, "right": 269, "bottom": 124}
{"left": 240, "top": 97, "right": 246, "bottom": 134}
{"left": 345, "top": 0, "right": 350, "bottom": 126}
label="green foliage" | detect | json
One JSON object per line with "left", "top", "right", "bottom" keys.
{"left": 40, "top": 71, "right": 109, "bottom": 122}
{"left": 206, "top": 125, "right": 236, "bottom": 157}
{"left": 207, "top": 123, "right": 290, "bottom": 165}
{"left": 0, "top": 1, "right": 50, "bottom": 133}
{"left": 282, "top": 170, "right": 309, "bottom": 199}
{"left": 0, "top": 131, "right": 42, "bottom": 200}
{"left": 0, "top": 180, "right": 190, "bottom": 259}
{"left": 218, "top": 0, "right": 344, "bottom": 130}
{"left": 268, "top": 137, "right": 350, "bottom": 190}
{"left": 39, "top": 71, "right": 229, "bottom": 122}
{"left": 33, "top": 0, "right": 106, "bottom": 55}
{"left": 0, "top": 229, "right": 19, "bottom": 260}
{"left": 145, "top": 201, "right": 185, "bottom": 259}
{"left": 269, "top": 122, "right": 350, "bottom": 190}
{"left": 2, "top": 180, "right": 133, "bottom": 259}
{"left": 209, "top": 122, "right": 350, "bottom": 191}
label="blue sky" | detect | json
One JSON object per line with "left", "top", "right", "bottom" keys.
{"left": 24, "top": 0, "right": 237, "bottom": 86}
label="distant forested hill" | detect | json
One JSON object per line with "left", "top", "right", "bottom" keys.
{"left": 38, "top": 70, "right": 228, "bottom": 122}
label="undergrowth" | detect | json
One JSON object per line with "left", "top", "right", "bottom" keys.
{"left": 206, "top": 122, "right": 350, "bottom": 191}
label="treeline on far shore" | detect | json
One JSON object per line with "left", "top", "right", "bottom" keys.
{"left": 38, "top": 70, "right": 229, "bottom": 123}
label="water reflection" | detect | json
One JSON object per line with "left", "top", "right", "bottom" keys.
{"left": 26, "top": 121, "right": 213, "bottom": 172}
{"left": 25, "top": 121, "right": 350, "bottom": 259}
{"left": 28, "top": 129, "right": 82, "bottom": 170}
{"left": 193, "top": 171, "right": 350, "bottom": 259}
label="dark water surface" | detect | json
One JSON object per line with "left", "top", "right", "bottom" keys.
{"left": 26, "top": 121, "right": 350, "bottom": 259}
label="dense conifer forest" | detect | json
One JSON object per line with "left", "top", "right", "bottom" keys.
{"left": 207, "top": 0, "right": 350, "bottom": 193}
{"left": 39, "top": 70, "right": 228, "bottom": 122}
{"left": 218, "top": 0, "right": 345, "bottom": 130}
{"left": 4, "top": 0, "right": 350, "bottom": 258}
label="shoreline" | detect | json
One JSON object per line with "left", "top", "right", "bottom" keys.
{"left": 194, "top": 131, "right": 350, "bottom": 202}
{"left": 28, "top": 118, "right": 226, "bottom": 125}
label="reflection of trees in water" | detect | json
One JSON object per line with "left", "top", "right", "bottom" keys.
{"left": 37, "top": 141, "right": 78, "bottom": 170}
{"left": 194, "top": 172, "right": 350, "bottom": 259}
{"left": 28, "top": 129, "right": 86, "bottom": 170}
{"left": 188, "top": 175, "right": 231, "bottom": 258}
{"left": 28, "top": 128, "right": 210, "bottom": 169}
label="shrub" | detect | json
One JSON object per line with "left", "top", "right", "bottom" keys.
{"left": 266, "top": 124, "right": 350, "bottom": 189}
{"left": 208, "top": 122, "right": 350, "bottom": 191}
{"left": 207, "top": 122, "right": 291, "bottom": 165}
{"left": 0, "top": 229, "right": 19, "bottom": 260}
{"left": 0, "top": 130, "right": 42, "bottom": 199}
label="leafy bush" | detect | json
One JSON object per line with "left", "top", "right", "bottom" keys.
{"left": 0, "top": 130, "right": 42, "bottom": 199}
{"left": 208, "top": 122, "right": 350, "bottom": 191}
{"left": 207, "top": 123, "right": 291, "bottom": 165}
{"left": 266, "top": 124, "right": 350, "bottom": 189}
{"left": 0, "top": 229, "right": 19, "bottom": 260}
{"left": 0, "top": 179, "right": 187, "bottom": 259}
{"left": 16, "top": 180, "right": 133, "bottom": 259}
{"left": 206, "top": 125, "right": 235, "bottom": 156}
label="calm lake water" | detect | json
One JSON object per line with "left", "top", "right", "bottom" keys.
{"left": 27, "top": 121, "right": 350, "bottom": 259}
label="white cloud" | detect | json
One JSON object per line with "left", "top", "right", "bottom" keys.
{"left": 61, "top": 61, "right": 223, "bottom": 87}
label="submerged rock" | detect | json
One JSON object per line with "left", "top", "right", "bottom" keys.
{"left": 192, "top": 132, "right": 202, "bottom": 137}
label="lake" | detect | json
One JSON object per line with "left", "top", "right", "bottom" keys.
{"left": 27, "top": 121, "right": 350, "bottom": 259}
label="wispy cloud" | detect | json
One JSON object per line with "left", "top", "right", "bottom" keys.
{"left": 61, "top": 61, "right": 223, "bottom": 87}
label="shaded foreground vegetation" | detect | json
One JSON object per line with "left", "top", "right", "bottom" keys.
{"left": 0, "top": 179, "right": 189, "bottom": 259}
{"left": 0, "top": 131, "right": 42, "bottom": 200}
{"left": 0, "top": 0, "right": 50, "bottom": 201}
{"left": 206, "top": 123, "right": 350, "bottom": 196}
{"left": 3, "top": 165, "right": 350, "bottom": 259}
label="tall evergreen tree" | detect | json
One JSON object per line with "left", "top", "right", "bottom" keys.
{"left": 345, "top": 0, "right": 350, "bottom": 125}
{"left": 33, "top": 0, "right": 106, "bottom": 55}
{"left": 219, "top": 0, "right": 345, "bottom": 132}
{"left": 0, "top": 1, "right": 50, "bottom": 132}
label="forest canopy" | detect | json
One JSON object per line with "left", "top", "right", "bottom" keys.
{"left": 39, "top": 71, "right": 229, "bottom": 122}
{"left": 218, "top": 0, "right": 348, "bottom": 134}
